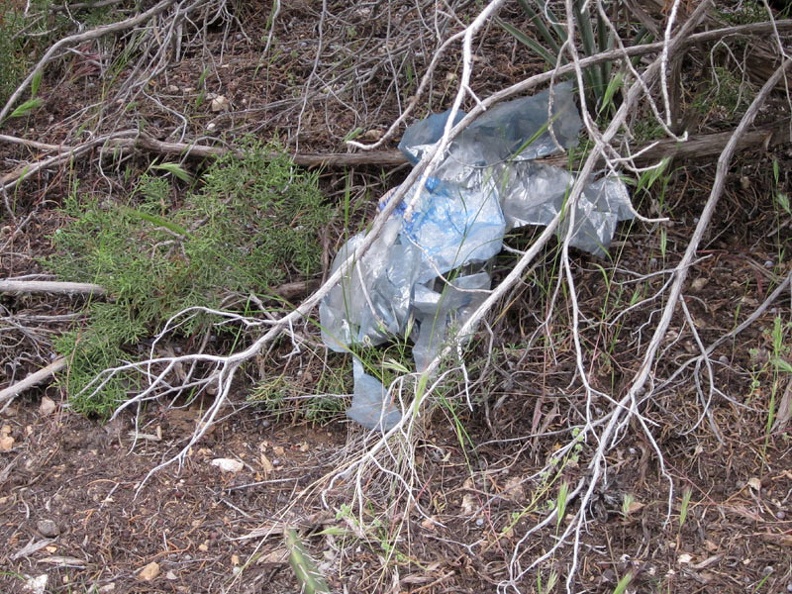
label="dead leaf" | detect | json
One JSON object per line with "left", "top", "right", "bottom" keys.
{"left": 625, "top": 499, "right": 645, "bottom": 514}
{"left": 771, "top": 379, "right": 792, "bottom": 432}
{"left": 258, "top": 546, "right": 289, "bottom": 564}
{"left": 38, "top": 556, "right": 87, "bottom": 567}
{"left": 759, "top": 532, "right": 792, "bottom": 546}
{"left": 461, "top": 493, "right": 477, "bottom": 516}
{"left": 260, "top": 453, "right": 274, "bottom": 474}
{"left": 691, "top": 554, "right": 722, "bottom": 569}
{"left": 11, "top": 538, "right": 52, "bottom": 560}
{"left": 502, "top": 476, "right": 526, "bottom": 501}
{"left": 747, "top": 477, "right": 762, "bottom": 491}
{"left": 0, "top": 434, "right": 14, "bottom": 451}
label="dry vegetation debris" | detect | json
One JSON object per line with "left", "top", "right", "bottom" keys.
{"left": 1, "top": 0, "right": 791, "bottom": 593}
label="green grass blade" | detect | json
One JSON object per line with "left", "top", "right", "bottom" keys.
{"left": 612, "top": 572, "right": 633, "bottom": 594}
{"left": 499, "top": 19, "right": 559, "bottom": 66}
{"left": 122, "top": 207, "right": 189, "bottom": 236}
{"left": 31, "top": 69, "right": 43, "bottom": 97}
{"left": 598, "top": 71, "right": 624, "bottom": 116}
{"left": 573, "top": 0, "right": 603, "bottom": 99}
{"left": 518, "top": 0, "right": 566, "bottom": 49}
{"left": 285, "top": 528, "right": 330, "bottom": 594}
{"left": 8, "top": 97, "right": 43, "bottom": 119}
{"left": 151, "top": 162, "right": 194, "bottom": 183}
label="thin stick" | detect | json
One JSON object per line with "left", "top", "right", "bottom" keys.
{"left": 0, "top": 358, "right": 67, "bottom": 404}
{"left": 0, "top": 280, "right": 106, "bottom": 295}
{"left": 0, "top": 0, "right": 175, "bottom": 123}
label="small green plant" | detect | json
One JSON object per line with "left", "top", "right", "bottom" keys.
{"left": 555, "top": 481, "right": 569, "bottom": 531}
{"left": 691, "top": 66, "right": 752, "bottom": 121}
{"left": 46, "top": 140, "right": 332, "bottom": 415}
{"left": 771, "top": 158, "right": 790, "bottom": 262}
{"left": 748, "top": 316, "right": 791, "bottom": 448}
{"left": 678, "top": 487, "right": 692, "bottom": 528}
{"left": 499, "top": 0, "right": 651, "bottom": 116}
{"left": 715, "top": 2, "right": 770, "bottom": 25}
{"left": 285, "top": 528, "right": 331, "bottom": 594}
{"left": 611, "top": 572, "right": 633, "bottom": 594}
{"left": 0, "top": 1, "right": 119, "bottom": 112}
{"left": 621, "top": 493, "right": 635, "bottom": 518}
{"left": 536, "top": 568, "right": 559, "bottom": 593}
{"left": 767, "top": 317, "right": 792, "bottom": 439}
{"left": 0, "top": 6, "right": 31, "bottom": 106}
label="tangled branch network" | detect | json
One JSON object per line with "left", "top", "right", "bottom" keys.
{"left": 20, "top": 0, "right": 791, "bottom": 591}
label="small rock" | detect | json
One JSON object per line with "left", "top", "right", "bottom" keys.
{"left": 210, "top": 458, "right": 243, "bottom": 473}
{"left": 138, "top": 561, "right": 160, "bottom": 581}
{"left": 37, "top": 519, "right": 60, "bottom": 538}
{"left": 39, "top": 397, "right": 57, "bottom": 416}
{"left": 690, "top": 277, "right": 708, "bottom": 292}
{"left": 210, "top": 95, "right": 230, "bottom": 112}
{"left": 0, "top": 434, "right": 14, "bottom": 451}
{"left": 23, "top": 574, "right": 48, "bottom": 594}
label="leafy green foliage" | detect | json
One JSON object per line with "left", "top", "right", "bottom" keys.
{"left": 692, "top": 66, "right": 753, "bottom": 121}
{"left": 46, "top": 142, "right": 332, "bottom": 415}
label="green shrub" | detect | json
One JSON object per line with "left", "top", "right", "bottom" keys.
{"left": 46, "top": 142, "right": 332, "bottom": 415}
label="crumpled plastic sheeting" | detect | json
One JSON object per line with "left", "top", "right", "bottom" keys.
{"left": 399, "top": 82, "right": 582, "bottom": 182}
{"left": 320, "top": 82, "right": 634, "bottom": 429}
{"left": 389, "top": 176, "right": 504, "bottom": 282}
{"left": 411, "top": 272, "right": 492, "bottom": 373}
{"left": 499, "top": 161, "right": 635, "bottom": 257}
{"left": 319, "top": 218, "right": 420, "bottom": 351}
{"left": 346, "top": 358, "right": 402, "bottom": 431}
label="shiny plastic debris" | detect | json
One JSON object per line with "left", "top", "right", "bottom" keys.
{"left": 320, "top": 82, "right": 633, "bottom": 429}
{"left": 346, "top": 358, "right": 402, "bottom": 431}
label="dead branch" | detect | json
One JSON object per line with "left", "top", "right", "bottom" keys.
{"left": 1, "top": 119, "right": 789, "bottom": 193}
{"left": 0, "top": 280, "right": 106, "bottom": 295}
{"left": 0, "top": 358, "right": 67, "bottom": 405}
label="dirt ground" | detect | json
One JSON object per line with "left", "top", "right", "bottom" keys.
{"left": 2, "top": 1, "right": 792, "bottom": 593}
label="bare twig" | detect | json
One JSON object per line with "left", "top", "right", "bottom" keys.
{"left": 0, "top": 280, "right": 106, "bottom": 296}
{"left": 0, "top": 358, "right": 67, "bottom": 404}
{"left": 0, "top": 0, "right": 176, "bottom": 124}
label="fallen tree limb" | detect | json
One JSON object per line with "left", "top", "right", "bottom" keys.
{"left": 0, "top": 280, "right": 106, "bottom": 296}
{"left": 0, "top": 358, "right": 67, "bottom": 404}
{"left": 1, "top": 120, "right": 789, "bottom": 192}
{"left": 129, "top": 123, "right": 792, "bottom": 167}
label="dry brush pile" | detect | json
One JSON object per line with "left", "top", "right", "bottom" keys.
{"left": 1, "top": 0, "right": 792, "bottom": 592}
